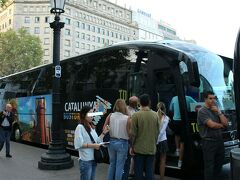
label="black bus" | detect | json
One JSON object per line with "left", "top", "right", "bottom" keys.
{"left": 0, "top": 40, "right": 238, "bottom": 178}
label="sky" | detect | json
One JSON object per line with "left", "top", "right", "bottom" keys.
{"left": 110, "top": 0, "right": 240, "bottom": 58}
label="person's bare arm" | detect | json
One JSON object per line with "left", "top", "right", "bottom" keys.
{"left": 206, "top": 119, "right": 224, "bottom": 129}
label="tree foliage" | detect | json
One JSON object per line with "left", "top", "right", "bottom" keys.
{"left": 0, "top": 0, "right": 8, "bottom": 7}
{"left": 0, "top": 28, "right": 43, "bottom": 76}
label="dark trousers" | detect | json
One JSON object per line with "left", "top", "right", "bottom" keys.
{"left": 0, "top": 129, "right": 11, "bottom": 155}
{"left": 133, "top": 154, "right": 155, "bottom": 180}
{"left": 202, "top": 139, "right": 224, "bottom": 180}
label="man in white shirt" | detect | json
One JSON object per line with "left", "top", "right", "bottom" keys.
{"left": 0, "top": 103, "right": 13, "bottom": 158}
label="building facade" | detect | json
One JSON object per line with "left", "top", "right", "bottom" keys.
{"left": 158, "top": 20, "right": 178, "bottom": 40}
{"left": 132, "top": 9, "right": 163, "bottom": 40}
{"left": 0, "top": 0, "right": 138, "bottom": 64}
{"left": 132, "top": 9, "right": 178, "bottom": 41}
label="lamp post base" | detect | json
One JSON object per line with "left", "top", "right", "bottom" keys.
{"left": 38, "top": 141, "right": 74, "bottom": 170}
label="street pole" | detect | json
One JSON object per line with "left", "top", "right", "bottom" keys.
{"left": 38, "top": 14, "right": 73, "bottom": 170}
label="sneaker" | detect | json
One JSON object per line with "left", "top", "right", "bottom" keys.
{"left": 178, "top": 160, "right": 182, "bottom": 168}
{"left": 6, "top": 154, "right": 12, "bottom": 158}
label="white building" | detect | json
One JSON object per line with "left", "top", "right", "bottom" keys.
{"left": 131, "top": 9, "right": 178, "bottom": 41}
{"left": 158, "top": 20, "right": 178, "bottom": 40}
{"left": 132, "top": 9, "right": 163, "bottom": 40}
{"left": 0, "top": 0, "right": 138, "bottom": 64}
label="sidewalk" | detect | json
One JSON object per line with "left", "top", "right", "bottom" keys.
{"left": 0, "top": 142, "right": 179, "bottom": 180}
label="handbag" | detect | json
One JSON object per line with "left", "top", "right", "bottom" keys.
{"left": 85, "top": 128, "right": 109, "bottom": 163}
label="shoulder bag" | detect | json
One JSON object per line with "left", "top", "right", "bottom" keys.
{"left": 85, "top": 128, "right": 109, "bottom": 163}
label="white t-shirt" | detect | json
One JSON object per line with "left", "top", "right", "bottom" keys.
{"left": 157, "top": 115, "right": 170, "bottom": 143}
{"left": 74, "top": 124, "right": 102, "bottom": 161}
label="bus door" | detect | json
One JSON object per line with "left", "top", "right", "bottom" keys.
{"left": 146, "top": 50, "right": 202, "bottom": 177}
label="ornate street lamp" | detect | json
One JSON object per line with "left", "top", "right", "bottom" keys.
{"left": 38, "top": 0, "right": 73, "bottom": 170}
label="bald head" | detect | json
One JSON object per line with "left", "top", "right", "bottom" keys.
{"left": 129, "top": 96, "right": 138, "bottom": 108}
{"left": 6, "top": 103, "right": 12, "bottom": 112}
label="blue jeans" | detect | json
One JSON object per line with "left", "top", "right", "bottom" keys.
{"left": 133, "top": 154, "right": 155, "bottom": 180}
{"left": 0, "top": 129, "right": 11, "bottom": 155}
{"left": 79, "top": 160, "right": 97, "bottom": 180}
{"left": 107, "top": 138, "right": 128, "bottom": 180}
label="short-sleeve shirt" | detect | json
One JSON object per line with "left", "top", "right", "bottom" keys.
{"left": 197, "top": 106, "right": 222, "bottom": 139}
{"left": 169, "top": 96, "right": 196, "bottom": 121}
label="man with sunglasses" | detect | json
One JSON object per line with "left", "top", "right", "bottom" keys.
{"left": 197, "top": 91, "right": 228, "bottom": 180}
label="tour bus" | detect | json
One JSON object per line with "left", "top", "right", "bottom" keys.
{"left": 0, "top": 40, "right": 238, "bottom": 178}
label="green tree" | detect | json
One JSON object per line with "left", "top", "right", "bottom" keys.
{"left": 0, "top": 28, "right": 43, "bottom": 76}
{"left": 0, "top": 0, "right": 8, "bottom": 7}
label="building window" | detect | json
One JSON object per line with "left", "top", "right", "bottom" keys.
{"left": 42, "top": 6, "right": 46, "bottom": 12}
{"left": 76, "top": 42, "right": 80, "bottom": 48}
{"left": 92, "top": 35, "right": 95, "bottom": 42}
{"left": 35, "top": 17, "right": 40, "bottom": 23}
{"left": 81, "top": 33, "right": 85, "bottom": 40}
{"left": 45, "top": 17, "right": 50, "bottom": 23}
{"left": 65, "top": 39, "right": 71, "bottom": 46}
{"left": 30, "top": 6, "right": 34, "bottom": 12}
{"left": 93, "top": 1, "right": 97, "bottom": 8}
{"left": 34, "top": 27, "right": 40, "bottom": 34}
{"left": 97, "top": 37, "right": 100, "bottom": 43}
{"left": 44, "top": 49, "right": 49, "bottom": 56}
{"left": 36, "top": 6, "right": 40, "bottom": 12}
{"left": 76, "top": 21, "right": 80, "bottom": 28}
{"left": 65, "top": 29, "right": 71, "bottom": 36}
{"left": 86, "top": 44, "right": 90, "bottom": 50}
{"left": 87, "top": 24, "right": 90, "bottom": 31}
{"left": 44, "top": 38, "right": 50, "bottom": 45}
{"left": 44, "top": 60, "right": 49, "bottom": 64}
{"left": 64, "top": 50, "right": 70, "bottom": 57}
{"left": 24, "top": 17, "right": 30, "bottom": 23}
{"left": 44, "top": 27, "right": 50, "bottom": 34}
{"left": 102, "top": 29, "right": 105, "bottom": 35}
{"left": 23, "top": 6, "right": 28, "bottom": 12}
{"left": 86, "top": 34, "right": 90, "bottom": 41}
{"left": 82, "top": 23, "right": 85, "bottom": 29}
{"left": 9, "top": 19, "right": 11, "bottom": 25}
{"left": 97, "top": 27, "right": 100, "bottom": 33}
{"left": 91, "top": 26, "right": 95, "bottom": 32}
{"left": 65, "top": 18, "right": 71, "bottom": 25}
{"left": 81, "top": 43, "right": 85, "bottom": 49}
{"left": 92, "top": 45, "right": 95, "bottom": 50}
{"left": 76, "top": 32, "right": 80, "bottom": 38}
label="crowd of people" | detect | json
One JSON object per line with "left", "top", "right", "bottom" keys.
{"left": 73, "top": 91, "right": 228, "bottom": 180}
{"left": 74, "top": 94, "right": 170, "bottom": 180}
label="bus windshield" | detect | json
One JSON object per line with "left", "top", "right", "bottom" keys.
{"left": 162, "top": 40, "right": 235, "bottom": 111}
{"left": 189, "top": 51, "right": 235, "bottom": 111}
